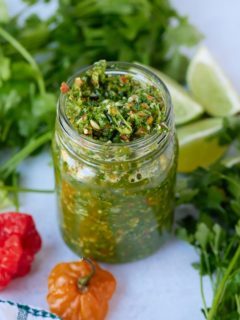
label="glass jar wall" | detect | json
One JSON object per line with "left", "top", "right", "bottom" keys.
{"left": 53, "top": 62, "right": 178, "bottom": 263}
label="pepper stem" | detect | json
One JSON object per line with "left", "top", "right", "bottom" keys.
{"left": 77, "top": 258, "right": 96, "bottom": 291}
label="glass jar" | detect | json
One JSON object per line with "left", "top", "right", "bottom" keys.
{"left": 52, "top": 62, "right": 178, "bottom": 263}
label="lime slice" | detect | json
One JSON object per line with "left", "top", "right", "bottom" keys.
{"left": 187, "top": 46, "right": 240, "bottom": 117}
{"left": 154, "top": 70, "right": 204, "bottom": 125}
{"left": 177, "top": 118, "right": 228, "bottom": 172}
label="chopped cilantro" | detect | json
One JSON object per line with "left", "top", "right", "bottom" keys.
{"left": 62, "top": 60, "right": 167, "bottom": 143}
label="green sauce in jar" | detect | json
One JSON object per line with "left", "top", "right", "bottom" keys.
{"left": 53, "top": 61, "right": 178, "bottom": 263}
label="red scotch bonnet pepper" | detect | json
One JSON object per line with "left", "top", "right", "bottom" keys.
{"left": 0, "top": 212, "right": 42, "bottom": 290}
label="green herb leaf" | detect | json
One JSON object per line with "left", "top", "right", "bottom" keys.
{"left": 0, "top": 0, "right": 9, "bottom": 24}
{"left": 164, "top": 17, "right": 203, "bottom": 49}
{"left": 195, "top": 223, "right": 210, "bottom": 251}
{"left": 0, "top": 181, "right": 12, "bottom": 209}
{"left": 0, "top": 55, "right": 10, "bottom": 84}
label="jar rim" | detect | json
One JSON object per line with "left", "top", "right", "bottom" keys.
{"left": 58, "top": 61, "right": 173, "bottom": 153}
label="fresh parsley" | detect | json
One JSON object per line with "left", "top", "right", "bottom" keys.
{"left": 175, "top": 115, "right": 240, "bottom": 319}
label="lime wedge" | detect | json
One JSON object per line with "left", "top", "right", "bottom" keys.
{"left": 187, "top": 46, "right": 240, "bottom": 117}
{"left": 154, "top": 70, "right": 204, "bottom": 125}
{"left": 177, "top": 118, "right": 228, "bottom": 172}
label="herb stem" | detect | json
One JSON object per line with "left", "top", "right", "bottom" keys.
{"left": 0, "top": 26, "right": 45, "bottom": 95}
{"left": 223, "top": 237, "right": 236, "bottom": 260}
{"left": 235, "top": 295, "right": 240, "bottom": 315}
{"left": 203, "top": 251, "right": 214, "bottom": 289}
{"left": 12, "top": 172, "right": 20, "bottom": 211}
{"left": 0, "top": 131, "right": 52, "bottom": 179}
{"left": 0, "top": 185, "right": 55, "bottom": 194}
{"left": 200, "top": 274, "right": 209, "bottom": 318}
{"left": 1, "top": 121, "right": 12, "bottom": 142}
{"left": 207, "top": 244, "right": 240, "bottom": 320}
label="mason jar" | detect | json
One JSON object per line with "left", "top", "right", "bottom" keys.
{"left": 52, "top": 62, "right": 178, "bottom": 263}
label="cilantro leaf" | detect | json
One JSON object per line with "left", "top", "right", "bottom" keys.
{"left": 0, "top": 0, "right": 9, "bottom": 24}
{"left": 0, "top": 54, "right": 11, "bottom": 84}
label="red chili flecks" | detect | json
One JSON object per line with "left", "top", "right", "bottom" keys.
{"left": 120, "top": 75, "right": 128, "bottom": 84}
{"left": 147, "top": 95, "right": 154, "bottom": 101}
{"left": 60, "top": 82, "right": 70, "bottom": 94}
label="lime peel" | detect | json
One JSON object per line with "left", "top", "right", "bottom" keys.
{"left": 187, "top": 46, "right": 240, "bottom": 117}
{"left": 177, "top": 118, "right": 228, "bottom": 172}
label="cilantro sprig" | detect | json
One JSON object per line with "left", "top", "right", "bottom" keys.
{"left": 176, "top": 160, "right": 240, "bottom": 319}
{"left": 0, "top": 15, "right": 55, "bottom": 207}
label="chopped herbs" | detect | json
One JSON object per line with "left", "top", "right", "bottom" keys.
{"left": 62, "top": 60, "right": 167, "bottom": 143}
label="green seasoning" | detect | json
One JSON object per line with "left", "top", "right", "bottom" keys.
{"left": 61, "top": 60, "right": 168, "bottom": 143}
{"left": 53, "top": 61, "right": 178, "bottom": 263}
{"left": 57, "top": 157, "right": 177, "bottom": 263}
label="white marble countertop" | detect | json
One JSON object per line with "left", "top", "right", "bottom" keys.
{"left": 2, "top": 1, "right": 240, "bottom": 319}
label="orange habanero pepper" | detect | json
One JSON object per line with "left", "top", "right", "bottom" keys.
{"left": 47, "top": 259, "right": 116, "bottom": 320}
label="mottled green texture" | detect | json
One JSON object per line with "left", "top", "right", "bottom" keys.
{"left": 63, "top": 60, "right": 167, "bottom": 142}
{"left": 53, "top": 133, "right": 178, "bottom": 263}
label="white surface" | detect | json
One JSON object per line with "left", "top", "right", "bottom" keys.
{"left": 2, "top": 1, "right": 240, "bottom": 319}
